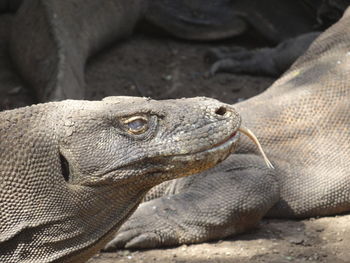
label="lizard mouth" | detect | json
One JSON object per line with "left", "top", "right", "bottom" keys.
{"left": 168, "top": 129, "right": 241, "bottom": 171}
{"left": 172, "top": 126, "right": 273, "bottom": 170}
{"left": 76, "top": 126, "right": 272, "bottom": 186}
{"left": 198, "top": 130, "right": 240, "bottom": 155}
{"left": 82, "top": 130, "right": 241, "bottom": 186}
{"left": 210, "top": 131, "right": 239, "bottom": 149}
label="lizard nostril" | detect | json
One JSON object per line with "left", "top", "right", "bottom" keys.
{"left": 215, "top": 106, "right": 227, "bottom": 116}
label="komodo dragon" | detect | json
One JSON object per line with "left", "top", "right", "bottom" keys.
{"left": 0, "top": 96, "right": 248, "bottom": 262}
{"left": 105, "top": 7, "right": 350, "bottom": 250}
{"left": 0, "top": 0, "right": 348, "bottom": 101}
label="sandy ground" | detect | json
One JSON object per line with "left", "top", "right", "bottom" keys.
{"left": 92, "top": 215, "right": 350, "bottom": 263}
{"left": 1, "top": 14, "right": 350, "bottom": 263}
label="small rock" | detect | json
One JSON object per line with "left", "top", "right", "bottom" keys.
{"left": 285, "top": 256, "right": 293, "bottom": 261}
{"left": 288, "top": 237, "right": 304, "bottom": 245}
{"left": 121, "top": 250, "right": 131, "bottom": 256}
{"left": 162, "top": 75, "right": 173, "bottom": 81}
{"left": 315, "top": 226, "right": 324, "bottom": 232}
{"left": 180, "top": 244, "right": 188, "bottom": 251}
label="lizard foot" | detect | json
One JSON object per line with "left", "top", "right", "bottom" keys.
{"left": 104, "top": 199, "right": 185, "bottom": 250}
{"left": 206, "top": 45, "right": 280, "bottom": 77}
{"left": 206, "top": 32, "right": 320, "bottom": 77}
{"left": 104, "top": 155, "right": 279, "bottom": 251}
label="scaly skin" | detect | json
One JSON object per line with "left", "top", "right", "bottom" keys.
{"left": 106, "top": 8, "right": 350, "bottom": 250}
{"left": 0, "top": 96, "right": 241, "bottom": 262}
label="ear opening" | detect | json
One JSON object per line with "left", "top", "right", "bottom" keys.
{"left": 60, "top": 153, "right": 70, "bottom": 182}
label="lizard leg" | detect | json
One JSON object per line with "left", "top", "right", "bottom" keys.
{"left": 104, "top": 154, "right": 279, "bottom": 250}
{"left": 10, "top": 0, "right": 142, "bottom": 101}
{"left": 207, "top": 32, "right": 320, "bottom": 77}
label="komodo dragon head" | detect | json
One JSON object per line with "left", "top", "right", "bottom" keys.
{"left": 0, "top": 96, "right": 242, "bottom": 262}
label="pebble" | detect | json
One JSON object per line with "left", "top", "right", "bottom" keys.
{"left": 314, "top": 226, "right": 324, "bottom": 232}
{"left": 288, "top": 237, "right": 304, "bottom": 245}
{"left": 180, "top": 244, "right": 188, "bottom": 251}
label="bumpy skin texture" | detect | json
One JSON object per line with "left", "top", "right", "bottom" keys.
{"left": 1, "top": 0, "right": 347, "bottom": 101}
{"left": 105, "top": 8, "right": 350, "bottom": 250}
{"left": 0, "top": 96, "right": 241, "bottom": 262}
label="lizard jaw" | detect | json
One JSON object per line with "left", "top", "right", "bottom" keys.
{"left": 166, "top": 130, "right": 241, "bottom": 176}
{"left": 81, "top": 130, "right": 240, "bottom": 186}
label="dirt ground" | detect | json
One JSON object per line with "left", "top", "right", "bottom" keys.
{"left": 1, "top": 14, "right": 350, "bottom": 263}
{"left": 0, "top": 15, "right": 272, "bottom": 110}
{"left": 92, "top": 215, "right": 350, "bottom": 263}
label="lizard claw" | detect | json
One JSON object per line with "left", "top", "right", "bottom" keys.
{"left": 104, "top": 229, "right": 161, "bottom": 250}
{"left": 125, "top": 233, "right": 160, "bottom": 249}
{"left": 209, "top": 58, "right": 241, "bottom": 76}
{"left": 103, "top": 201, "right": 179, "bottom": 251}
{"left": 104, "top": 231, "right": 134, "bottom": 251}
{"left": 205, "top": 46, "right": 247, "bottom": 64}
{"left": 206, "top": 46, "right": 250, "bottom": 76}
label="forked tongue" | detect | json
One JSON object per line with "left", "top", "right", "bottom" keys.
{"left": 238, "top": 126, "right": 274, "bottom": 169}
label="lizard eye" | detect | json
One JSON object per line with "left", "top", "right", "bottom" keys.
{"left": 122, "top": 116, "right": 149, "bottom": 134}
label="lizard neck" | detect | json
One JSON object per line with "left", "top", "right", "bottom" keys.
{"left": 56, "top": 184, "right": 150, "bottom": 263}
